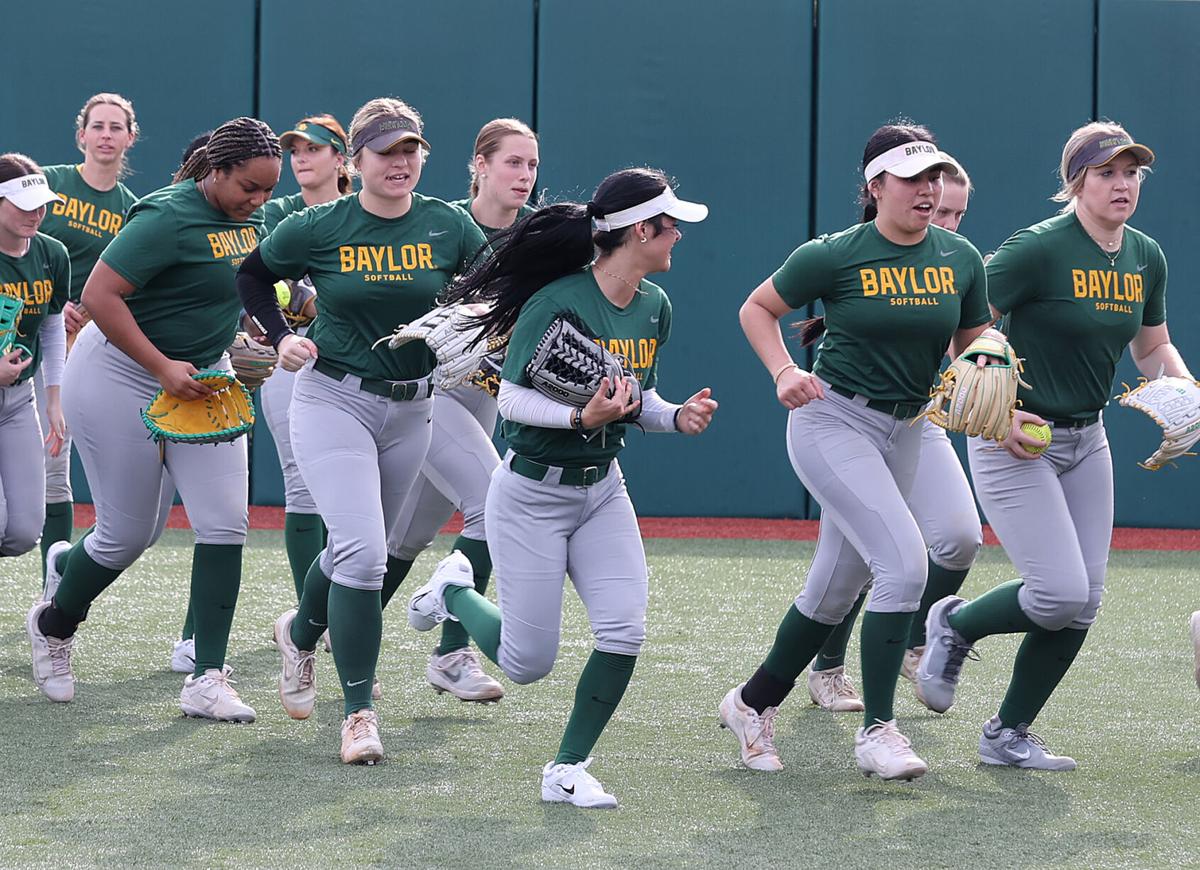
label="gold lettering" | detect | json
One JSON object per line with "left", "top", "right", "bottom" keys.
{"left": 923, "top": 267, "right": 941, "bottom": 293}
{"left": 418, "top": 243, "right": 434, "bottom": 270}
{"left": 938, "top": 267, "right": 956, "bottom": 295}
{"left": 860, "top": 269, "right": 878, "bottom": 296}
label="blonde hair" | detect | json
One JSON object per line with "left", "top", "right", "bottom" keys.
{"left": 942, "top": 156, "right": 973, "bottom": 193}
{"left": 75, "top": 93, "right": 139, "bottom": 178}
{"left": 468, "top": 118, "right": 537, "bottom": 198}
{"left": 296, "top": 114, "right": 353, "bottom": 194}
{"left": 1053, "top": 120, "right": 1148, "bottom": 213}
{"left": 347, "top": 97, "right": 426, "bottom": 175}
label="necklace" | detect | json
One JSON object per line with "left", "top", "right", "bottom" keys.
{"left": 1080, "top": 219, "right": 1123, "bottom": 267}
{"left": 593, "top": 263, "right": 642, "bottom": 294}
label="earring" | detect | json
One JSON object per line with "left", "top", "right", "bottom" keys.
{"left": 640, "top": 236, "right": 647, "bottom": 244}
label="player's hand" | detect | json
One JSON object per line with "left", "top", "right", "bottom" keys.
{"left": 0, "top": 349, "right": 33, "bottom": 386}
{"left": 44, "top": 394, "right": 67, "bottom": 458}
{"left": 581, "top": 376, "right": 640, "bottom": 429}
{"left": 63, "top": 301, "right": 91, "bottom": 335}
{"left": 776, "top": 366, "right": 824, "bottom": 409}
{"left": 278, "top": 334, "right": 317, "bottom": 372}
{"left": 1001, "top": 409, "right": 1049, "bottom": 461}
{"left": 676, "top": 387, "right": 718, "bottom": 435}
{"left": 155, "top": 358, "right": 211, "bottom": 400}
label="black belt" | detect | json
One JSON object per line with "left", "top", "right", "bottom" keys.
{"left": 1044, "top": 413, "right": 1101, "bottom": 430}
{"left": 509, "top": 454, "right": 611, "bottom": 487}
{"left": 828, "top": 385, "right": 926, "bottom": 420}
{"left": 313, "top": 358, "right": 433, "bottom": 401}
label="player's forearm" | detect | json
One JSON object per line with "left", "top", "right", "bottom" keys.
{"left": 1134, "top": 342, "right": 1192, "bottom": 380}
{"left": 496, "top": 379, "right": 574, "bottom": 428}
{"left": 237, "top": 249, "right": 293, "bottom": 348}
{"left": 739, "top": 298, "right": 797, "bottom": 379}
{"left": 82, "top": 284, "right": 171, "bottom": 377}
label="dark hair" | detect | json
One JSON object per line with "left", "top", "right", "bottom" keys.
{"left": 443, "top": 167, "right": 673, "bottom": 339}
{"left": 174, "top": 117, "right": 281, "bottom": 183}
{"left": 0, "top": 153, "right": 42, "bottom": 186}
{"left": 174, "top": 131, "right": 213, "bottom": 182}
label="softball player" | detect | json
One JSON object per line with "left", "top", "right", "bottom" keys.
{"left": 720, "top": 124, "right": 992, "bottom": 781}
{"left": 36, "top": 94, "right": 139, "bottom": 581}
{"left": 238, "top": 97, "right": 487, "bottom": 764}
{"left": 405, "top": 168, "right": 715, "bottom": 808}
{"left": 26, "top": 118, "right": 281, "bottom": 719}
{"left": 382, "top": 117, "right": 538, "bottom": 703}
{"left": 917, "top": 122, "right": 1194, "bottom": 769}
{"left": 0, "top": 155, "right": 69, "bottom": 560}
{"left": 806, "top": 161, "right": 982, "bottom": 712}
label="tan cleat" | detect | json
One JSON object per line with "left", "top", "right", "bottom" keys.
{"left": 900, "top": 646, "right": 923, "bottom": 684}
{"left": 179, "top": 666, "right": 256, "bottom": 722}
{"left": 807, "top": 665, "right": 865, "bottom": 712}
{"left": 340, "top": 709, "right": 384, "bottom": 765}
{"left": 27, "top": 600, "right": 75, "bottom": 703}
{"left": 274, "top": 609, "right": 316, "bottom": 720}
{"left": 855, "top": 719, "right": 927, "bottom": 781}
{"left": 719, "top": 683, "right": 783, "bottom": 771}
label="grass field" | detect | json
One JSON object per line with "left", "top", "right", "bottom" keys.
{"left": 2, "top": 531, "right": 1198, "bottom": 869}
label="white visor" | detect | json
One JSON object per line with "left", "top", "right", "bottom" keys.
{"left": 592, "top": 188, "right": 708, "bottom": 232}
{"left": 863, "top": 142, "right": 960, "bottom": 181}
{"left": 0, "top": 174, "right": 60, "bottom": 211}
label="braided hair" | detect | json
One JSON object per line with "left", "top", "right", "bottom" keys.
{"left": 175, "top": 117, "right": 281, "bottom": 183}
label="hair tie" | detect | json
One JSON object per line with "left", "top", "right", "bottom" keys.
{"left": 586, "top": 201, "right": 602, "bottom": 219}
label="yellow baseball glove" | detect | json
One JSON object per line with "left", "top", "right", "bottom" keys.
{"left": 922, "top": 334, "right": 1030, "bottom": 442}
{"left": 141, "top": 371, "right": 255, "bottom": 444}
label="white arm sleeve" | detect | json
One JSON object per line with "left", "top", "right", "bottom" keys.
{"left": 38, "top": 313, "right": 66, "bottom": 387}
{"left": 497, "top": 379, "right": 575, "bottom": 428}
{"left": 638, "top": 388, "right": 681, "bottom": 432}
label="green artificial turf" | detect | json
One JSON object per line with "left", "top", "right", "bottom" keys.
{"left": 1, "top": 532, "right": 1198, "bottom": 868}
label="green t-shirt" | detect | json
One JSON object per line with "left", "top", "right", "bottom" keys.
{"left": 0, "top": 233, "right": 70, "bottom": 382}
{"left": 40, "top": 165, "right": 137, "bottom": 301}
{"left": 259, "top": 192, "right": 488, "bottom": 381}
{"left": 100, "top": 180, "right": 263, "bottom": 368}
{"left": 450, "top": 198, "right": 534, "bottom": 240}
{"left": 501, "top": 270, "right": 671, "bottom": 467}
{"left": 772, "top": 222, "right": 990, "bottom": 404}
{"left": 987, "top": 212, "right": 1167, "bottom": 421}
{"left": 259, "top": 192, "right": 308, "bottom": 235}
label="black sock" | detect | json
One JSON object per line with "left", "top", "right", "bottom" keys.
{"left": 39, "top": 599, "right": 81, "bottom": 639}
{"left": 741, "top": 666, "right": 795, "bottom": 714}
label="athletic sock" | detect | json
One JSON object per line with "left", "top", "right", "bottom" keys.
{"left": 812, "top": 589, "right": 867, "bottom": 671}
{"left": 379, "top": 556, "right": 414, "bottom": 610}
{"left": 859, "top": 610, "right": 914, "bottom": 727}
{"left": 284, "top": 512, "right": 325, "bottom": 603}
{"left": 908, "top": 559, "right": 971, "bottom": 648}
{"left": 180, "top": 603, "right": 194, "bottom": 642}
{"left": 51, "top": 533, "right": 121, "bottom": 625}
{"left": 741, "top": 605, "right": 836, "bottom": 714}
{"left": 40, "top": 501, "right": 73, "bottom": 583}
{"left": 948, "top": 579, "right": 1038, "bottom": 643}
{"left": 554, "top": 650, "right": 637, "bottom": 765}
{"left": 328, "top": 583, "right": 382, "bottom": 717}
{"left": 189, "top": 544, "right": 243, "bottom": 676}
{"left": 39, "top": 599, "right": 81, "bottom": 640}
{"left": 443, "top": 585, "right": 501, "bottom": 663}
{"left": 438, "top": 536, "right": 491, "bottom": 655}
{"left": 290, "top": 556, "right": 331, "bottom": 651}
{"left": 998, "top": 627, "right": 1088, "bottom": 729}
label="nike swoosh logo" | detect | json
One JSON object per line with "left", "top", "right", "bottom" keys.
{"left": 885, "top": 638, "right": 904, "bottom": 644}
{"left": 444, "top": 667, "right": 461, "bottom": 682}
{"left": 1137, "top": 263, "right": 1149, "bottom": 272}
{"left": 308, "top": 619, "right": 327, "bottom": 627}
{"left": 429, "top": 230, "right": 448, "bottom": 237}
{"left": 939, "top": 249, "right": 955, "bottom": 257}
{"left": 559, "top": 784, "right": 575, "bottom": 795}
{"left": 347, "top": 679, "right": 368, "bottom": 687}
{"left": 1008, "top": 747, "right": 1031, "bottom": 761}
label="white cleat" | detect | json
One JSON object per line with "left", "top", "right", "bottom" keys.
{"left": 807, "top": 665, "right": 865, "bottom": 712}
{"left": 27, "top": 600, "right": 75, "bottom": 703}
{"left": 979, "top": 716, "right": 1077, "bottom": 771}
{"left": 855, "top": 719, "right": 928, "bottom": 781}
{"left": 171, "top": 638, "right": 196, "bottom": 674}
{"left": 341, "top": 709, "right": 384, "bottom": 765}
{"left": 274, "top": 609, "right": 316, "bottom": 720}
{"left": 42, "top": 539, "right": 72, "bottom": 603}
{"left": 407, "top": 551, "right": 474, "bottom": 632}
{"left": 428, "top": 648, "right": 504, "bottom": 702}
{"left": 718, "top": 683, "right": 783, "bottom": 771}
{"left": 179, "top": 666, "right": 256, "bottom": 723}
{"left": 541, "top": 757, "right": 618, "bottom": 808}
{"left": 900, "top": 646, "right": 923, "bottom": 684}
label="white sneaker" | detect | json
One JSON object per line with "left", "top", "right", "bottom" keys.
{"left": 274, "top": 609, "right": 316, "bottom": 720}
{"left": 340, "top": 709, "right": 384, "bottom": 765}
{"left": 179, "top": 666, "right": 256, "bottom": 722}
{"left": 1190, "top": 612, "right": 1200, "bottom": 690}
{"left": 171, "top": 638, "right": 196, "bottom": 674}
{"left": 718, "top": 683, "right": 783, "bottom": 771}
{"left": 541, "top": 757, "right": 618, "bottom": 808}
{"left": 42, "top": 539, "right": 72, "bottom": 603}
{"left": 807, "top": 665, "right": 865, "bottom": 712}
{"left": 27, "top": 600, "right": 75, "bottom": 702}
{"left": 407, "top": 551, "right": 474, "bottom": 632}
{"left": 979, "top": 716, "right": 1077, "bottom": 771}
{"left": 428, "top": 648, "right": 504, "bottom": 702}
{"left": 855, "top": 719, "right": 928, "bottom": 781}
{"left": 900, "top": 646, "right": 923, "bottom": 684}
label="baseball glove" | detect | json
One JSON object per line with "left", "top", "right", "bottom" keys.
{"left": 226, "top": 331, "right": 278, "bottom": 390}
{"left": 922, "top": 334, "right": 1030, "bottom": 442}
{"left": 468, "top": 349, "right": 505, "bottom": 398}
{"left": 0, "top": 294, "right": 31, "bottom": 360}
{"left": 141, "top": 371, "right": 255, "bottom": 444}
{"left": 525, "top": 315, "right": 641, "bottom": 419}
{"left": 374, "top": 302, "right": 509, "bottom": 391}
{"left": 1116, "top": 375, "right": 1200, "bottom": 470}
{"left": 274, "top": 277, "right": 317, "bottom": 329}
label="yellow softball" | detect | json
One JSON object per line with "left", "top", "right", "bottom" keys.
{"left": 1020, "top": 422, "right": 1052, "bottom": 455}
{"left": 274, "top": 281, "right": 291, "bottom": 308}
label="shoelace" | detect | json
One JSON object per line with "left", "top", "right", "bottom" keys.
{"left": 1011, "top": 725, "right": 1050, "bottom": 750}
{"left": 554, "top": 757, "right": 602, "bottom": 790}
{"left": 938, "top": 632, "right": 979, "bottom": 681}
{"left": 296, "top": 651, "right": 316, "bottom": 690}
{"left": 347, "top": 712, "right": 377, "bottom": 741}
{"left": 206, "top": 667, "right": 245, "bottom": 700}
{"left": 827, "top": 671, "right": 857, "bottom": 699}
{"left": 46, "top": 636, "right": 74, "bottom": 677}
{"left": 867, "top": 721, "right": 913, "bottom": 751}
{"left": 442, "top": 648, "right": 483, "bottom": 673}
{"left": 750, "top": 706, "right": 779, "bottom": 752}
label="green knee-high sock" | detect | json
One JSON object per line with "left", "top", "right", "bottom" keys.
{"left": 40, "top": 501, "right": 74, "bottom": 583}
{"left": 328, "top": 584, "right": 382, "bottom": 716}
{"left": 998, "top": 627, "right": 1089, "bottom": 729}
{"left": 908, "top": 559, "right": 972, "bottom": 648}
{"left": 443, "top": 585, "right": 501, "bottom": 663}
{"left": 812, "top": 589, "right": 867, "bottom": 672}
{"left": 284, "top": 512, "right": 326, "bottom": 603}
{"left": 438, "top": 536, "right": 491, "bottom": 655}
{"left": 948, "top": 579, "right": 1038, "bottom": 643}
{"left": 859, "top": 610, "right": 915, "bottom": 727}
{"left": 189, "top": 544, "right": 243, "bottom": 676}
{"left": 180, "top": 603, "right": 194, "bottom": 641}
{"left": 52, "top": 533, "right": 122, "bottom": 623}
{"left": 379, "top": 555, "right": 414, "bottom": 610}
{"left": 554, "top": 650, "right": 637, "bottom": 765}
{"left": 290, "top": 557, "right": 332, "bottom": 651}
{"left": 741, "top": 605, "right": 838, "bottom": 713}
